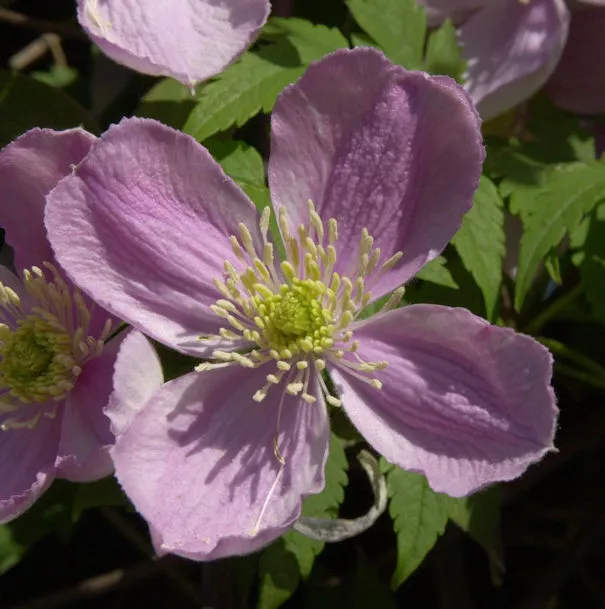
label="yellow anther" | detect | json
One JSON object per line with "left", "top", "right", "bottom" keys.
{"left": 302, "top": 393, "right": 317, "bottom": 404}
{"left": 276, "top": 361, "right": 291, "bottom": 371}
{"left": 326, "top": 395, "right": 342, "bottom": 407}
{"left": 296, "top": 361, "right": 308, "bottom": 370}
{"left": 230, "top": 236, "right": 245, "bottom": 260}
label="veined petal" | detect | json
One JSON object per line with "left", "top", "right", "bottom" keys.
{"left": 460, "top": 0, "right": 570, "bottom": 119}
{"left": 46, "top": 117, "right": 262, "bottom": 356}
{"left": 112, "top": 366, "right": 329, "bottom": 560}
{"left": 106, "top": 330, "right": 164, "bottom": 438}
{"left": 0, "top": 128, "right": 95, "bottom": 272}
{"left": 545, "top": 6, "right": 605, "bottom": 115}
{"left": 332, "top": 305, "right": 557, "bottom": 497}
{"left": 269, "top": 48, "right": 483, "bottom": 299}
{"left": 0, "top": 407, "right": 60, "bottom": 524}
{"left": 77, "top": 0, "right": 270, "bottom": 87}
{"left": 55, "top": 331, "right": 127, "bottom": 482}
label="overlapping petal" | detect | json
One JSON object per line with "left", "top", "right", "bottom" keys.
{"left": 0, "top": 128, "right": 95, "bottom": 271}
{"left": 332, "top": 305, "right": 557, "bottom": 497}
{"left": 77, "top": 0, "right": 270, "bottom": 87}
{"left": 269, "top": 48, "right": 483, "bottom": 300}
{"left": 0, "top": 409, "right": 61, "bottom": 524}
{"left": 545, "top": 6, "right": 605, "bottom": 115}
{"left": 46, "top": 118, "right": 262, "bottom": 356}
{"left": 418, "top": 0, "right": 489, "bottom": 26}
{"left": 55, "top": 332, "right": 127, "bottom": 481}
{"left": 459, "top": 0, "right": 569, "bottom": 120}
{"left": 106, "top": 330, "right": 164, "bottom": 438}
{"left": 110, "top": 366, "right": 329, "bottom": 559}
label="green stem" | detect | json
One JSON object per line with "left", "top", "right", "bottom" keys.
{"left": 524, "top": 284, "right": 583, "bottom": 335}
{"left": 538, "top": 337, "right": 605, "bottom": 378}
{"left": 554, "top": 363, "right": 605, "bottom": 391}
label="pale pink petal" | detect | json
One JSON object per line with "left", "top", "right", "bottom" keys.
{"left": 459, "top": 0, "right": 570, "bottom": 119}
{"left": 0, "top": 128, "right": 95, "bottom": 271}
{"left": 0, "top": 408, "right": 61, "bottom": 523}
{"left": 55, "top": 331, "right": 128, "bottom": 481}
{"left": 331, "top": 305, "right": 557, "bottom": 497}
{"left": 113, "top": 366, "right": 329, "bottom": 559}
{"left": 269, "top": 47, "right": 483, "bottom": 300}
{"left": 545, "top": 6, "right": 605, "bottom": 115}
{"left": 77, "top": 0, "right": 270, "bottom": 87}
{"left": 106, "top": 330, "right": 163, "bottom": 438}
{"left": 46, "top": 117, "right": 261, "bottom": 357}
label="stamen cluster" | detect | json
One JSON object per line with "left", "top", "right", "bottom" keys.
{"left": 0, "top": 263, "right": 113, "bottom": 430}
{"left": 204, "top": 201, "right": 403, "bottom": 406}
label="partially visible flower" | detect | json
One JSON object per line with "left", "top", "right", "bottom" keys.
{"left": 47, "top": 48, "right": 557, "bottom": 560}
{"left": 77, "top": 0, "right": 270, "bottom": 88}
{"left": 419, "top": 0, "right": 605, "bottom": 119}
{"left": 0, "top": 129, "right": 127, "bottom": 523}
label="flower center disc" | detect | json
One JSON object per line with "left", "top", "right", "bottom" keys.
{"left": 0, "top": 316, "right": 77, "bottom": 403}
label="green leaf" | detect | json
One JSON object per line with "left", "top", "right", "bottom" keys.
{"left": 257, "top": 434, "right": 348, "bottom": 609}
{"left": 575, "top": 206, "right": 605, "bottom": 325}
{"left": 515, "top": 162, "right": 605, "bottom": 311}
{"left": 137, "top": 78, "right": 197, "bottom": 130}
{"left": 424, "top": 19, "right": 466, "bottom": 80}
{"left": 383, "top": 461, "right": 449, "bottom": 588}
{"left": 0, "top": 71, "right": 98, "bottom": 146}
{"left": 349, "top": 550, "right": 398, "bottom": 609}
{"left": 185, "top": 19, "right": 348, "bottom": 143}
{"left": 0, "top": 525, "right": 25, "bottom": 575}
{"left": 346, "top": 0, "right": 427, "bottom": 69}
{"left": 72, "top": 477, "right": 130, "bottom": 520}
{"left": 415, "top": 256, "right": 459, "bottom": 289}
{"left": 452, "top": 176, "right": 505, "bottom": 320}
{"left": 260, "top": 18, "right": 349, "bottom": 64}
{"left": 446, "top": 488, "right": 504, "bottom": 577}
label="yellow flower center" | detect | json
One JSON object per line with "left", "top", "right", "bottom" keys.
{"left": 203, "top": 201, "right": 404, "bottom": 406}
{"left": 0, "top": 263, "right": 113, "bottom": 430}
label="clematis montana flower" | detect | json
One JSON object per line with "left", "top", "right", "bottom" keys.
{"left": 77, "top": 0, "right": 270, "bottom": 88}
{"left": 0, "top": 129, "right": 134, "bottom": 523}
{"left": 46, "top": 48, "right": 558, "bottom": 560}
{"left": 419, "top": 0, "right": 605, "bottom": 119}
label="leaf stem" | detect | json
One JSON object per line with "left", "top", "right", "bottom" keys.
{"left": 554, "top": 363, "right": 605, "bottom": 391}
{"left": 524, "top": 284, "right": 583, "bottom": 335}
{"left": 538, "top": 337, "right": 605, "bottom": 378}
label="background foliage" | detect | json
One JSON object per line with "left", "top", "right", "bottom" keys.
{"left": 1, "top": 0, "right": 604, "bottom": 607}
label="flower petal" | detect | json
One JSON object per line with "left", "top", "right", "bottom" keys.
{"left": 417, "top": 0, "right": 489, "bottom": 26}
{"left": 55, "top": 331, "right": 128, "bottom": 481}
{"left": 112, "top": 366, "right": 329, "bottom": 559}
{"left": 106, "top": 330, "right": 164, "bottom": 438}
{"left": 269, "top": 47, "right": 483, "bottom": 298}
{"left": 0, "top": 408, "right": 60, "bottom": 523}
{"left": 77, "top": 0, "right": 270, "bottom": 87}
{"left": 46, "top": 117, "right": 262, "bottom": 356}
{"left": 331, "top": 305, "right": 557, "bottom": 497}
{"left": 0, "top": 128, "right": 95, "bottom": 272}
{"left": 545, "top": 6, "right": 605, "bottom": 115}
{"left": 459, "top": 0, "right": 570, "bottom": 119}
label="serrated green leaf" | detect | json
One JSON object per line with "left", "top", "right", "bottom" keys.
{"left": 0, "top": 71, "right": 98, "bottom": 146}
{"left": 515, "top": 162, "right": 605, "bottom": 311}
{"left": 424, "top": 19, "right": 466, "bottom": 80}
{"left": 257, "top": 435, "right": 348, "bottom": 609}
{"left": 452, "top": 176, "right": 504, "bottom": 321}
{"left": 185, "top": 19, "right": 348, "bottom": 143}
{"left": 346, "top": 0, "right": 427, "bottom": 69}
{"left": 137, "top": 78, "right": 197, "bottom": 130}
{"left": 260, "top": 18, "right": 349, "bottom": 64}
{"left": 576, "top": 207, "right": 605, "bottom": 325}
{"left": 184, "top": 47, "right": 304, "bottom": 142}
{"left": 382, "top": 461, "right": 449, "bottom": 588}
{"left": 415, "top": 256, "right": 458, "bottom": 289}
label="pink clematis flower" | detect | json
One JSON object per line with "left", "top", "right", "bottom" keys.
{"left": 420, "top": 0, "right": 605, "bottom": 119}
{"left": 46, "top": 48, "right": 557, "bottom": 560}
{"left": 77, "top": 0, "right": 271, "bottom": 88}
{"left": 0, "top": 129, "right": 131, "bottom": 523}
